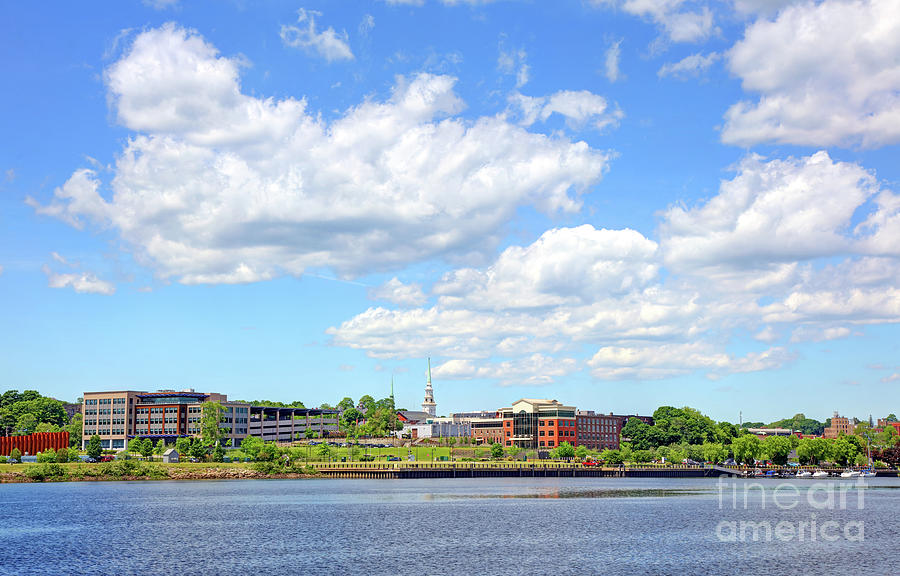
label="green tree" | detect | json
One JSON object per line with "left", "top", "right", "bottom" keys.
{"left": 86, "top": 435, "right": 103, "bottom": 460}
{"left": 731, "top": 434, "right": 762, "bottom": 465}
{"left": 358, "top": 395, "right": 376, "bottom": 415}
{"left": 55, "top": 447, "right": 69, "bottom": 463}
{"left": 155, "top": 439, "right": 166, "bottom": 456}
{"left": 763, "top": 435, "right": 793, "bottom": 465}
{"left": 175, "top": 437, "right": 192, "bottom": 456}
{"left": 9, "top": 447, "right": 22, "bottom": 462}
{"left": 212, "top": 444, "right": 225, "bottom": 462}
{"left": 554, "top": 441, "right": 576, "bottom": 459}
{"left": 128, "top": 437, "right": 143, "bottom": 456}
{"left": 884, "top": 414, "right": 898, "bottom": 423}
{"left": 35, "top": 422, "right": 61, "bottom": 433}
{"left": 140, "top": 438, "right": 154, "bottom": 459}
{"left": 490, "top": 443, "right": 504, "bottom": 458}
{"left": 337, "top": 397, "right": 355, "bottom": 412}
{"left": 37, "top": 449, "right": 57, "bottom": 463}
{"left": 829, "top": 435, "right": 859, "bottom": 465}
{"left": 700, "top": 442, "right": 728, "bottom": 464}
{"left": 600, "top": 449, "right": 624, "bottom": 465}
{"left": 65, "top": 413, "right": 83, "bottom": 448}
{"left": 15, "top": 413, "right": 37, "bottom": 436}
{"left": 200, "top": 402, "right": 225, "bottom": 447}
{"left": 575, "top": 445, "right": 589, "bottom": 460}
{"left": 796, "top": 437, "right": 829, "bottom": 465}
{"left": 189, "top": 438, "right": 207, "bottom": 461}
{"left": 621, "top": 418, "right": 653, "bottom": 450}
{"left": 315, "top": 443, "right": 332, "bottom": 460}
{"left": 241, "top": 436, "right": 264, "bottom": 460}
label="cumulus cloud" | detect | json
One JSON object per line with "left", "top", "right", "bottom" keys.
{"left": 588, "top": 342, "right": 792, "bottom": 380}
{"left": 723, "top": 0, "right": 900, "bottom": 148}
{"left": 510, "top": 90, "right": 623, "bottom": 132}
{"left": 281, "top": 8, "right": 354, "bottom": 62}
{"left": 658, "top": 51, "right": 718, "bottom": 79}
{"left": 30, "top": 24, "right": 610, "bottom": 284}
{"left": 660, "top": 151, "right": 879, "bottom": 270}
{"left": 42, "top": 265, "right": 115, "bottom": 295}
{"left": 369, "top": 277, "right": 427, "bottom": 307}
{"left": 604, "top": 40, "right": 622, "bottom": 82}
{"left": 731, "top": 0, "right": 798, "bottom": 16}
{"left": 331, "top": 151, "right": 900, "bottom": 385}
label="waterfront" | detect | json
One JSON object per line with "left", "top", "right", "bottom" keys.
{"left": 1, "top": 477, "right": 898, "bottom": 575}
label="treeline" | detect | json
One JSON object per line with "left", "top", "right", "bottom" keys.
{"left": 617, "top": 406, "right": 900, "bottom": 467}
{"left": 0, "top": 390, "right": 82, "bottom": 447}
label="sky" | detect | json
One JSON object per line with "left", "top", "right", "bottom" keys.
{"left": 2, "top": 0, "right": 899, "bottom": 424}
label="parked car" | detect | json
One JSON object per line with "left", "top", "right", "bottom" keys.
{"left": 582, "top": 460, "right": 598, "bottom": 467}
{"left": 387, "top": 456, "right": 401, "bottom": 461}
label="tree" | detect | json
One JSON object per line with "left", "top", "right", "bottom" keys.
{"left": 37, "top": 449, "right": 57, "bottom": 463}
{"left": 701, "top": 442, "right": 728, "bottom": 464}
{"left": 86, "top": 435, "right": 103, "bottom": 460}
{"left": 490, "top": 443, "right": 504, "bottom": 458}
{"left": 358, "top": 395, "right": 376, "bottom": 415}
{"left": 175, "top": 437, "right": 192, "bottom": 456}
{"left": 575, "top": 445, "right": 589, "bottom": 460}
{"left": 340, "top": 407, "right": 362, "bottom": 435}
{"left": 763, "top": 435, "right": 793, "bottom": 466}
{"left": 337, "top": 397, "right": 355, "bottom": 412}
{"left": 15, "top": 413, "right": 37, "bottom": 435}
{"left": 128, "top": 437, "right": 143, "bottom": 456}
{"left": 55, "top": 447, "right": 69, "bottom": 463}
{"left": 155, "top": 439, "right": 166, "bottom": 456}
{"left": 212, "top": 444, "right": 225, "bottom": 462}
{"left": 9, "top": 447, "right": 21, "bottom": 462}
{"left": 315, "top": 443, "right": 332, "bottom": 460}
{"left": 731, "top": 434, "right": 761, "bottom": 465}
{"left": 65, "top": 413, "right": 83, "bottom": 448}
{"left": 35, "top": 422, "right": 60, "bottom": 433}
{"left": 140, "top": 438, "right": 154, "bottom": 459}
{"left": 189, "top": 438, "right": 207, "bottom": 461}
{"left": 621, "top": 418, "right": 653, "bottom": 450}
{"left": 600, "top": 449, "right": 624, "bottom": 465}
{"left": 885, "top": 414, "right": 898, "bottom": 423}
{"left": 200, "top": 402, "right": 225, "bottom": 447}
{"left": 829, "top": 435, "right": 859, "bottom": 465}
{"left": 241, "top": 436, "right": 264, "bottom": 460}
{"left": 553, "top": 442, "right": 576, "bottom": 459}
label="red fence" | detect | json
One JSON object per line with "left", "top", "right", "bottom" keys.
{"left": 0, "top": 431, "right": 70, "bottom": 456}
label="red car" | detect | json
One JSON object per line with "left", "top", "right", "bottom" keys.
{"left": 582, "top": 460, "right": 597, "bottom": 467}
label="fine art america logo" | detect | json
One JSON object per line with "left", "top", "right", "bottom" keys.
{"left": 715, "top": 476, "right": 866, "bottom": 543}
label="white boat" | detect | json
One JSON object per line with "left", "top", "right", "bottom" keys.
{"left": 840, "top": 469, "right": 860, "bottom": 478}
{"left": 812, "top": 470, "right": 830, "bottom": 478}
{"left": 860, "top": 469, "right": 877, "bottom": 478}
{"left": 796, "top": 470, "right": 812, "bottom": 478}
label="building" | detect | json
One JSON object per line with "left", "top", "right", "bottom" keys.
{"left": 162, "top": 448, "right": 179, "bottom": 463}
{"left": 470, "top": 417, "right": 504, "bottom": 445}
{"left": 82, "top": 389, "right": 339, "bottom": 450}
{"left": 746, "top": 427, "right": 795, "bottom": 437}
{"left": 421, "top": 358, "right": 436, "bottom": 418}
{"left": 877, "top": 419, "right": 900, "bottom": 435}
{"left": 496, "top": 399, "right": 577, "bottom": 449}
{"left": 824, "top": 412, "right": 858, "bottom": 439}
{"left": 396, "top": 410, "right": 469, "bottom": 439}
{"left": 575, "top": 411, "right": 622, "bottom": 451}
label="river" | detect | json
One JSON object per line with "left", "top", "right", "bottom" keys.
{"left": 1, "top": 476, "right": 898, "bottom": 575}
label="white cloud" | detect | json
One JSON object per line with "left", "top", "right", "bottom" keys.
{"left": 369, "top": 277, "right": 427, "bottom": 307}
{"left": 588, "top": 342, "right": 792, "bottom": 380}
{"left": 435, "top": 225, "right": 659, "bottom": 310}
{"left": 142, "top": 0, "right": 179, "bottom": 9}
{"left": 330, "top": 151, "right": 900, "bottom": 385}
{"left": 790, "top": 326, "right": 851, "bottom": 343}
{"left": 658, "top": 51, "right": 719, "bottom": 79}
{"left": 497, "top": 39, "right": 529, "bottom": 88}
{"left": 30, "top": 25, "right": 610, "bottom": 284}
{"left": 359, "top": 14, "right": 375, "bottom": 37}
{"left": 882, "top": 373, "right": 900, "bottom": 383}
{"left": 42, "top": 265, "right": 115, "bottom": 295}
{"left": 604, "top": 40, "right": 622, "bottom": 82}
{"left": 280, "top": 8, "right": 354, "bottom": 62}
{"left": 660, "top": 151, "right": 879, "bottom": 270}
{"left": 731, "top": 0, "right": 804, "bottom": 17}
{"left": 723, "top": 0, "right": 900, "bottom": 148}
{"left": 0, "top": 265, "right": 3, "bottom": 276}
{"left": 510, "top": 90, "right": 623, "bottom": 132}
{"left": 616, "top": 0, "right": 717, "bottom": 43}
{"left": 434, "top": 354, "right": 578, "bottom": 386}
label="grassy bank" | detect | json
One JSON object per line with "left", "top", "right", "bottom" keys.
{"left": 0, "top": 460, "right": 319, "bottom": 483}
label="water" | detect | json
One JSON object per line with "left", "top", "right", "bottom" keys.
{"left": 1, "top": 477, "right": 898, "bottom": 575}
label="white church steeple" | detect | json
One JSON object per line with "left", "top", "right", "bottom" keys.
{"left": 422, "top": 358, "right": 436, "bottom": 418}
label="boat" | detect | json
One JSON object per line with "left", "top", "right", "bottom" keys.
{"left": 840, "top": 469, "right": 860, "bottom": 478}
{"left": 860, "top": 469, "right": 877, "bottom": 478}
{"left": 812, "top": 470, "right": 830, "bottom": 478}
{"left": 796, "top": 470, "right": 812, "bottom": 478}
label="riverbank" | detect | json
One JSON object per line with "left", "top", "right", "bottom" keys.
{"left": 0, "top": 461, "right": 320, "bottom": 483}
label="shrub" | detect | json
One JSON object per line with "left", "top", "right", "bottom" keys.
{"left": 0, "top": 456, "right": 7, "bottom": 464}
{"left": 9, "top": 448, "right": 22, "bottom": 462}
{"left": 24, "top": 463, "right": 67, "bottom": 482}
{"left": 55, "top": 448, "right": 69, "bottom": 463}
{"left": 37, "top": 449, "right": 57, "bottom": 463}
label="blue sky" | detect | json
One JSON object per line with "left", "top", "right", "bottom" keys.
{"left": 2, "top": 0, "right": 899, "bottom": 423}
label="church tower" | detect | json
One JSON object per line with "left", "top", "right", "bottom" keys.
{"left": 422, "top": 358, "right": 436, "bottom": 418}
